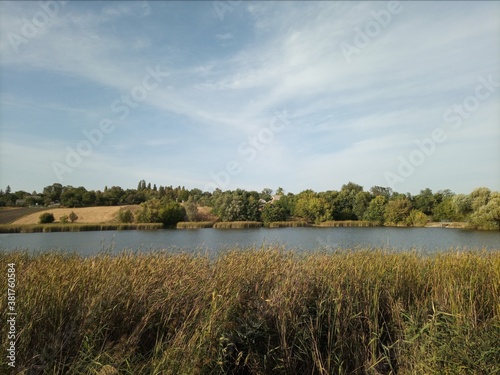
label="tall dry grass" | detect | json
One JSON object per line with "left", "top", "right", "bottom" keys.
{"left": 213, "top": 222, "right": 263, "bottom": 229}
{"left": 0, "top": 223, "right": 164, "bottom": 233}
{"left": 1, "top": 247, "right": 499, "bottom": 374}
{"left": 176, "top": 221, "right": 216, "bottom": 229}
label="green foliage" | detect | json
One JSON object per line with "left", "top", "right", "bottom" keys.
{"left": 159, "top": 201, "right": 186, "bottom": 227}
{"left": 184, "top": 198, "right": 199, "bottom": 222}
{"left": 261, "top": 203, "right": 287, "bottom": 225}
{"left": 353, "top": 191, "right": 372, "bottom": 219}
{"left": 39, "top": 212, "right": 55, "bottom": 224}
{"left": 384, "top": 198, "right": 412, "bottom": 225}
{"left": 69, "top": 211, "right": 78, "bottom": 223}
{"left": 469, "top": 187, "right": 491, "bottom": 211}
{"left": 406, "top": 209, "right": 428, "bottom": 227}
{"left": 364, "top": 195, "right": 387, "bottom": 223}
{"left": 452, "top": 194, "right": 472, "bottom": 218}
{"left": 432, "top": 198, "right": 459, "bottom": 222}
{"left": 294, "top": 192, "right": 333, "bottom": 223}
{"left": 137, "top": 199, "right": 186, "bottom": 227}
{"left": 468, "top": 193, "right": 500, "bottom": 230}
{"left": 118, "top": 209, "right": 134, "bottom": 223}
{"left": 59, "top": 214, "right": 69, "bottom": 224}
{"left": 210, "top": 190, "right": 262, "bottom": 222}
{"left": 413, "top": 188, "right": 435, "bottom": 215}
{"left": 2, "top": 179, "right": 500, "bottom": 229}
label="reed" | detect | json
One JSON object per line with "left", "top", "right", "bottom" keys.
{"left": 213, "top": 221, "right": 263, "bottom": 229}
{"left": 0, "top": 247, "right": 498, "bottom": 374}
{"left": 176, "top": 221, "right": 216, "bottom": 229}
{"left": 316, "top": 220, "right": 379, "bottom": 227}
{"left": 267, "top": 221, "right": 310, "bottom": 228}
{"left": 0, "top": 223, "right": 164, "bottom": 233}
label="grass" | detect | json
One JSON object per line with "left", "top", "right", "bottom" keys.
{"left": 1, "top": 247, "right": 499, "bottom": 374}
{"left": 0, "top": 207, "right": 47, "bottom": 224}
{"left": 0, "top": 223, "right": 164, "bottom": 233}
{"left": 213, "top": 221, "right": 263, "bottom": 229}
{"left": 176, "top": 221, "right": 217, "bottom": 229}
{"left": 8, "top": 205, "right": 142, "bottom": 225}
{"left": 266, "top": 221, "right": 310, "bottom": 228}
{"left": 316, "top": 220, "right": 380, "bottom": 227}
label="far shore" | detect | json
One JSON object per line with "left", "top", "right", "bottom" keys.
{"left": 0, "top": 205, "right": 472, "bottom": 234}
{"left": 0, "top": 220, "right": 470, "bottom": 234}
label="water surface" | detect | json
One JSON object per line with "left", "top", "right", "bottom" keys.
{"left": 1, "top": 227, "right": 499, "bottom": 256}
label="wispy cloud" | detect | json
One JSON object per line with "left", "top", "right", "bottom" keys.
{"left": 0, "top": 1, "right": 498, "bottom": 193}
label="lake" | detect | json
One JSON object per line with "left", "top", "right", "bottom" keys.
{"left": 0, "top": 227, "right": 499, "bottom": 256}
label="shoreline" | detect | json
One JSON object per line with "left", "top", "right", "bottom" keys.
{"left": 0, "top": 220, "right": 472, "bottom": 234}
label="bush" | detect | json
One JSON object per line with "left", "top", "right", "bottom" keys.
{"left": 261, "top": 203, "right": 286, "bottom": 225}
{"left": 159, "top": 202, "right": 186, "bottom": 227}
{"left": 118, "top": 209, "right": 134, "bottom": 223}
{"left": 406, "top": 209, "right": 429, "bottom": 227}
{"left": 39, "top": 212, "right": 55, "bottom": 224}
{"left": 69, "top": 211, "right": 78, "bottom": 223}
{"left": 59, "top": 214, "right": 69, "bottom": 224}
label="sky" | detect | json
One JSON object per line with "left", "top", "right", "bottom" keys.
{"left": 0, "top": 1, "right": 499, "bottom": 195}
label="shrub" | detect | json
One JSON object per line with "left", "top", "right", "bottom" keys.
{"left": 39, "top": 212, "right": 55, "bottom": 224}
{"left": 261, "top": 203, "right": 286, "bottom": 225}
{"left": 159, "top": 202, "right": 186, "bottom": 227}
{"left": 69, "top": 211, "right": 78, "bottom": 223}
{"left": 59, "top": 214, "right": 69, "bottom": 224}
{"left": 118, "top": 209, "right": 134, "bottom": 223}
{"left": 406, "top": 209, "right": 429, "bottom": 227}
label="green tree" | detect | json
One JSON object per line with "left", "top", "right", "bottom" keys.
{"left": 260, "top": 188, "right": 273, "bottom": 201}
{"left": 406, "top": 209, "right": 428, "bottom": 227}
{"left": 469, "top": 187, "right": 491, "bottom": 212}
{"left": 295, "top": 193, "right": 332, "bottom": 224}
{"left": 413, "top": 188, "right": 435, "bottom": 215}
{"left": 384, "top": 198, "right": 412, "bottom": 225}
{"left": 433, "top": 198, "right": 459, "bottom": 222}
{"left": 261, "top": 203, "right": 286, "bottom": 225}
{"left": 118, "top": 209, "right": 134, "bottom": 223}
{"left": 468, "top": 193, "right": 500, "bottom": 230}
{"left": 363, "top": 195, "right": 387, "bottom": 223}
{"left": 353, "top": 191, "right": 372, "bottom": 219}
{"left": 185, "top": 198, "right": 199, "bottom": 222}
{"left": 136, "top": 199, "right": 186, "bottom": 227}
{"left": 60, "top": 186, "right": 87, "bottom": 207}
{"left": 452, "top": 194, "right": 472, "bottom": 219}
{"left": 39, "top": 212, "right": 55, "bottom": 224}
{"left": 69, "top": 211, "right": 78, "bottom": 223}
{"left": 43, "top": 183, "right": 63, "bottom": 203}
{"left": 370, "top": 185, "right": 393, "bottom": 200}
{"left": 59, "top": 214, "right": 69, "bottom": 224}
{"left": 136, "top": 198, "right": 163, "bottom": 223}
{"left": 159, "top": 202, "right": 186, "bottom": 227}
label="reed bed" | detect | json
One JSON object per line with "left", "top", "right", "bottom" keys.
{"left": 316, "top": 220, "right": 379, "bottom": 227}
{"left": 267, "top": 221, "right": 310, "bottom": 228}
{"left": 213, "top": 221, "right": 263, "bottom": 229}
{"left": 176, "top": 221, "right": 217, "bottom": 229}
{"left": 0, "top": 223, "right": 164, "bottom": 233}
{"left": 0, "top": 247, "right": 499, "bottom": 374}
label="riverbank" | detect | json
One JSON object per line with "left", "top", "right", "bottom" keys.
{"left": 1, "top": 247, "right": 498, "bottom": 374}
{"left": 0, "top": 223, "right": 164, "bottom": 233}
{"left": 0, "top": 220, "right": 471, "bottom": 233}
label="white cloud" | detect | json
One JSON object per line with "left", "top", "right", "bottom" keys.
{"left": 215, "top": 32, "right": 233, "bottom": 41}
{"left": 0, "top": 1, "right": 498, "bottom": 193}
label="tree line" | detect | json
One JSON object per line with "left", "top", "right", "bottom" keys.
{"left": 0, "top": 181, "right": 499, "bottom": 229}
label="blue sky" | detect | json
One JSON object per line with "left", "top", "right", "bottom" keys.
{"left": 0, "top": 1, "right": 499, "bottom": 195}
